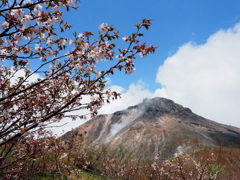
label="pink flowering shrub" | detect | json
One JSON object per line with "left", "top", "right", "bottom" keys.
{"left": 0, "top": 0, "right": 157, "bottom": 178}
{"left": 6, "top": 132, "right": 239, "bottom": 180}
{"left": 83, "top": 145, "right": 230, "bottom": 180}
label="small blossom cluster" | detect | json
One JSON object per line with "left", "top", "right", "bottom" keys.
{"left": 98, "top": 23, "right": 110, "bottom": 33}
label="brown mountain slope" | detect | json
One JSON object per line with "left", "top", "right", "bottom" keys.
{"left": 62, "top": 97, "right": 240, "bottom": 159}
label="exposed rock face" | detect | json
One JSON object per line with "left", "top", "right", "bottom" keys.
{"left": 62, "top": 97, "right": 240, "bottom": 159}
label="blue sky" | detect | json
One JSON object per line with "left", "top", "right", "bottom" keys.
{"left": 63, "top": 0, "right": 240, "bottom": 92}
{"left": 46, "top": 0, "right": 240, "bottom": 134}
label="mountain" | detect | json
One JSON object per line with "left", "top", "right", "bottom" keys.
{"left": 62, "top": 97, "right": 240, "bottom": 159}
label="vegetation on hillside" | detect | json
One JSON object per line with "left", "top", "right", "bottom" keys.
{"left": 3, "top": 134, "right": 240, "bottom": 180}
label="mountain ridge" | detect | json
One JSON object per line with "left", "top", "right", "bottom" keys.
{"left": 62, "top": 97, "right": 240, "bottom": 159}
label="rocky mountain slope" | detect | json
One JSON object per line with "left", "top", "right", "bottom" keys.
{"left": 62, "top": 97, "right": 240, "bottom": 159}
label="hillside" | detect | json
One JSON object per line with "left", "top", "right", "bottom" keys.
{"left": 62, "top": 97, "right": 240, "bottom": 159}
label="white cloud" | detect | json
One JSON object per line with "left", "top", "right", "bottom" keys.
{"left": 98, "top": 80, "right": 166, "bottom": 115}
{"left": 10, "top": 68, "right": 41, "bottom": 85}
{"left": 156, "top": 22, "right": 240, "bottom": 128}
{"left": 50, "top": 110, "right": 88, "bottom": 136}
{"left": 52, "top": 80, "right": 169, "bottom": 136}
{"left": 51, "top": 22, "right": 240, "bottom": 135}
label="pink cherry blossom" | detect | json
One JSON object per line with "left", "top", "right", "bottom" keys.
{"left": 59, "top": 2, "right": 66, "bottom": 8}
{"left": 39, "top": 33, "right": 45, "bottom": 40}
{"left": 139, "top": 50, "right": 146, "bottom": 57}
{"left": 125, "top": 67, "right": 135, "bottom": 74}
{"left": 78, "top": 33, "right": 84, "bottom": 39}
{"left": 35, "top": 44, "right": 42, "bottom": 52}
{"left": 0, "top": 21, "right": 9, "bottom": 30}
{"left": 69, "top": 40, "right": 74, "bottom": 45}
{"left": 21, "top": 15, "right": 32, "bottom": 25}
{"left": 11, "top": 8, "right": 24, "bottom": 19}
{"left": 46, "top": 37, "right": 54, "bottom": 46}
{"left": 19, "top": 25, "right": 26, "bottom": 33}
{"left": 122, "top": 36, "right": 129, "bottom": 41}
{"left": 52, "top": 5, "right": 58, "bottom": 11}
{"left": 66, "top": 0, "right": 76, "bottom": 5}
{"left": 34, "top": 4, "right": 42, "bottom": 13}
{"left": 116, "top": 54, "right": 124, "bottom": 60}
{"left": 98, "top": 23, "right": 109, "bottom": 33}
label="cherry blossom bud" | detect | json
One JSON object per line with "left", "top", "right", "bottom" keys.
{"left": 96, "top": 40, "right": 101, "bottom": 44}
{"left": 46, "top": 71, "right": 52, "bottom": 77}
